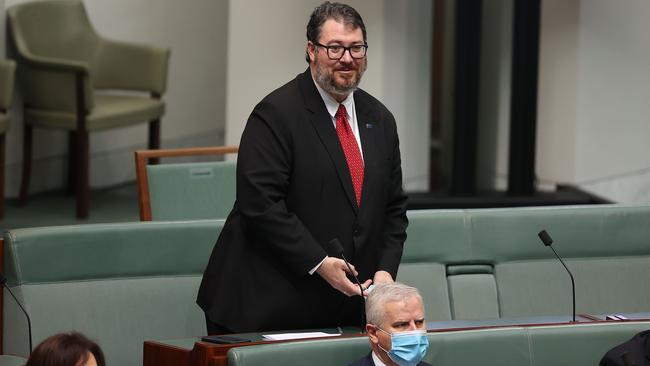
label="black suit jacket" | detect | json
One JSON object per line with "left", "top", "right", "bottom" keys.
{"left": 348, "top": 352, "right": 432, "bottom": 366}
{"left": 197, "top": 68, "right": 408, "bottom": 332}
{"left": 600, "top": 330, "right": 650, "bottom": 366}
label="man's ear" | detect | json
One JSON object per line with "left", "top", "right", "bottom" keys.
{"left": 307, "top": 42, "right": 316, "bottom": 63}
{"left": 367, "top": 324, "right": 379, "bottom": 344}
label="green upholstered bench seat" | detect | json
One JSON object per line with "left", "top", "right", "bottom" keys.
{"left": 401, "top": 204, "right": 650, "bottom": 321}
{"left": 228, "top": 321, "right": 650, "bottom": 366}
{"left": 3, "top": 219, "right": 224, "bottom": 366}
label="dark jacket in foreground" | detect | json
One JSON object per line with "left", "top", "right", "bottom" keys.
{"left": 600, "top": 330, "right": 650, "bottom": 366}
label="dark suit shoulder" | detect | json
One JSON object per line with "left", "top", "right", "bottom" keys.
{"left": 347, "top": 353, "right": 374, "bottom": 366}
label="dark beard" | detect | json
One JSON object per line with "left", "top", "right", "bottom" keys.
{"left": 314, "top": 61, "right": 366, "bottom": 97}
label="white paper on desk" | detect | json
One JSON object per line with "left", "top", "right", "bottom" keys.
{"left": 262, "top": 332, "right": 341, "bottom": 341}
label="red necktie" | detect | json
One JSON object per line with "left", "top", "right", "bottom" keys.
{"left": 335, "top": 104, "right": 364, "bottom": 207}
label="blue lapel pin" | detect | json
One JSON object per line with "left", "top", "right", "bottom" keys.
{"left": 366, "top": 123, "right": 374, "bottom": 129}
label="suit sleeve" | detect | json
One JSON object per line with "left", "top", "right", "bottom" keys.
{"left": 376, "top": 111, "right": 409, "bottom": 278}
{"left": 235, "top": 98, "right": 327, "bottom": 276}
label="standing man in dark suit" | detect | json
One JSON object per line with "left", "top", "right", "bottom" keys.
{"left": 197, "top": 1, "right": 408, "bottom": 334}
{"left": 349, "top": 283, "right": 431, "bottom": 366}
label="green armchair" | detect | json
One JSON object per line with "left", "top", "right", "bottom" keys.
{"left": 7, "top": 0, "right": 170, "bottom": 218}
{"left": 0, "top": 60, "right": 16, "bottom": 219}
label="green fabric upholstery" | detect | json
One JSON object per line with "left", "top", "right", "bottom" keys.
{"left": 227, "top": 322, "right": 650, "bottom": 366}
{"left": 147, "top": 161, "right": 237, "bottom": 220}
{"left": 0, "top": 355, "right": 26, "bottom": 366}
{"left": 25, "top": 94, "right": 164, "bottom": 131}
{"left": 396, "top": 263, "right": 451, "bottom": 321}
{"left": 402, "top": 205, "right": 650, "bottom": 321}
{"left": 447, "top": 273, "right": 499, "bottom": 320}
{"left": 3, "top": 220, "right": 223, "bottom": 366}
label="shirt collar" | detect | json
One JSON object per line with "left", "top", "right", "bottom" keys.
{"left": 371, "top": 351, "right": 388, "bottom": 366}
{"left": 312, "top": 74, "right": 355, "bottom": 119}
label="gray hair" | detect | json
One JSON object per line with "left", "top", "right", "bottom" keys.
{"left": 365, "top": 282, "right": 424, "bottom": 327}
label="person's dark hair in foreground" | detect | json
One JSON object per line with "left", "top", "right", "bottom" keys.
{"left": 25, "top": 332, "right": 105, "bottom": 366}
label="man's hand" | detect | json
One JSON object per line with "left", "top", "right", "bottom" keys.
{"left": 373, "top": 270, "right": 394, "bottom": 285}
{"left": 316, "top": 257, "right": 372, "bottom": 297}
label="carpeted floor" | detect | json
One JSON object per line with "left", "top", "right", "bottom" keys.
{"left": 0, "top": 183, "right": 140, "bottom": 231}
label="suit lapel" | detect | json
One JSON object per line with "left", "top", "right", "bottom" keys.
{"left": 298, "top": 69, "right": 358, "bottom": 213}
{"left": 355, "top": 94, "right": 378, "bottom": 213}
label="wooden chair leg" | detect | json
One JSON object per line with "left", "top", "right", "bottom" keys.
{"left": 0, "top": 134, "right": 5, "bottom": 219}
{"left": 76, "top": 129, "right": 89, "bottom": 219}
{"left": 148, "top": 119, "right": 160, "bottom": 165}
{"left": 67, "top": 131, "right": 77, "bottom": 195}
{"left": 19, "top": 124, "right": 33, "bottom": 206}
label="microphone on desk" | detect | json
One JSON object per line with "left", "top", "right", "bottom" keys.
{"left": 328, "top": 238, "right": 366, "bottom": 333}
{"left": 1, "top": 272, "right": 32, "bottom": 352}
{"left": 537, "top": 230, "right": 576, "bottom": 323}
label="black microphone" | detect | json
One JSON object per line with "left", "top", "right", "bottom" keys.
{"left": 0, "top": 272, "right": 32, "bottom": 352}
{"left": 328, "top": 238, "right": 366, "bottom": 332}
{"left": 537, "top": 230, "right": 576, "bottom": 322}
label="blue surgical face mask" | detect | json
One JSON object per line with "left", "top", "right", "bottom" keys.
{"left": 377, "top": 328, "right": 429, "bottom": 366}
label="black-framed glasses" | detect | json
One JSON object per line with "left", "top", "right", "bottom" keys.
{"left": 314, "top": 42, "right": 368, "bottom": 60}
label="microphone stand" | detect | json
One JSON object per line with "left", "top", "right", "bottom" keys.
{"left": 1, "top": 274, "right": 32, "bottom": 352}
{"left": 537, "top": 230, "right": 576, "bottom": 323}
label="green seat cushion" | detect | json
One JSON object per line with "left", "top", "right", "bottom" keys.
{"left": 25, "top": 94, "right": 164, "bottom": 131}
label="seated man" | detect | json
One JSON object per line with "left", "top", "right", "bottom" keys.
{"left": 349, "top": 282, "right": 431, "bottom": 366}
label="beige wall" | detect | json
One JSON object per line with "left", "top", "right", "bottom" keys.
{"left": 225, "top": 0, "right": 432, "bottom": 190}
{"left": 536, "top": 0, "right": 579, "bottom": 185}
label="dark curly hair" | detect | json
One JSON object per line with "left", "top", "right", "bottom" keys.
{"left": 305, "top": 2, "right": 367, "bottom": 63}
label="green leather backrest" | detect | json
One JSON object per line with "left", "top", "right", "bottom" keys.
{"left": 227, "top": 322, "right": 650, "bottom": 366}
{"left": 147, "top": 161, "right": 236, "bottom": 220}
{"left": 3, "top": 220, "right": 223, "bottom": 366}
{"left": 402, "top": 205, "right": 650, "bottom": 320}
